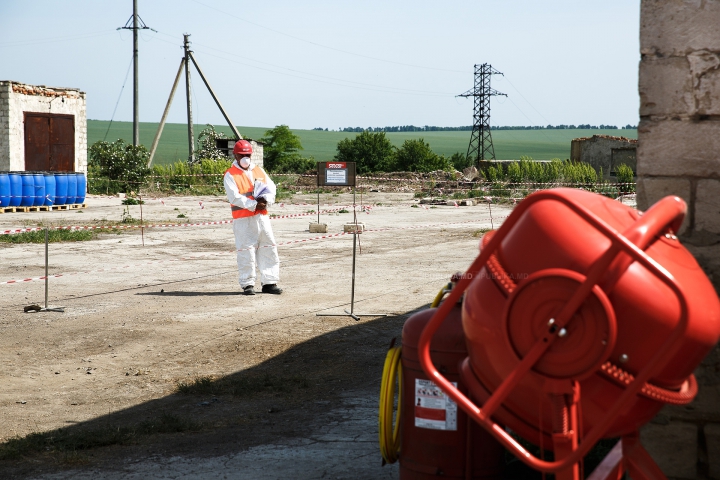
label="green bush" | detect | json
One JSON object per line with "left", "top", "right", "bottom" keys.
{"left": 334, "top": 131, "right": 395, "bottom": 174}
{"left": 260, "top": 125, "right": 304, "bottom": 172}
{"left": 194, "top": 124, "right": 229, "bottom": 162}
{"left": 615, "top": 163, "right": 635, "bottom": 193}
{"left": 271, "top": 155, "right": 317, "bottom": 174}
{"left": 394, "top": 138, "right": 452, "bottom": 172}
{"left": 150, "top": 158, "right": 230, "bottom": 194}
{"left": 450, "top": 152, "right": 473, "bottom": 171}
{"left": 88, "top": 139, "right": 151, "bottom": 193}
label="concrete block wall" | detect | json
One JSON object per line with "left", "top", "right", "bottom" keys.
{"left": 637, "top": 1, "right": 720, "bottom": 478}
{"left": 0, "top": 82, "right": 12, "bottom": 171}
{"left": 0, "top": 81, "right": 87, "bottom": 173}
{"left": 570, "top": 134, "right": 637, "bottom": 178}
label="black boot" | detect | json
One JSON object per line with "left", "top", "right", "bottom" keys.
{"left": 261, "top": 284, "right": 283, "bottom": 295}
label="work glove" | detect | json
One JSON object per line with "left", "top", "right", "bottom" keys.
{"left": 256, "top": 197, "right": 268, "bottom": 210}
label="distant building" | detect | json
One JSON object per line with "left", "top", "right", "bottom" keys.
{"left": 0, "top": 81, "right": 87, "bottom": 173}
{"left": 570, "top": 134, "right": 637, "bottom": 179}
{"left": 215, "top": 138, "right": 264, "bottom": 167}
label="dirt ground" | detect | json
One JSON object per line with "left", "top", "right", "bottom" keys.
{"left": 0, "top": 191, "right": 513, "bottom": 479}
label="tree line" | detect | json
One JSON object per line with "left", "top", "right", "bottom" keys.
{"left": 316, "top": 124, "right": 637, "bottom": 132}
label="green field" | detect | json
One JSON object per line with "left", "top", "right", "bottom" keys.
{"left": 88, "top": 120, "right": 637, "bottom": 166}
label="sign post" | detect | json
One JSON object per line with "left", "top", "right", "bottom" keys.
{"left": 316, "top": 162, "right": 387, "bottom": 321}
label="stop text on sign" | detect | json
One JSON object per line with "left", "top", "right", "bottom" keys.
{"left": 327, "top": 162, "right": 346, "bottom": 169}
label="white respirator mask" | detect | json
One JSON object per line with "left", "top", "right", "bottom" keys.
{"left": 239, "top": 157, "right": 250, "bottom": 169}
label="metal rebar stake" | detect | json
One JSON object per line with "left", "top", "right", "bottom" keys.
{"left": 44, "top": 227, "right": 48, "bottom": 309}
{"left": 41, "top": 227, "right": 64, "bottom": 313}
{"left": 317, "top": 187, "right": 388, "bottom": 321}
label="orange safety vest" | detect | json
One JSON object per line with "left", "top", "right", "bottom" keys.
{"left": 226, "top": 164, "right": 269, "bottom": 219}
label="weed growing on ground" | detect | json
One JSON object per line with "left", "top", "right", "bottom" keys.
{"left": 0, "top": 413, "right": 202, "bottom": 460}
{"left": 0, "top": 230, "right": 96, "bottom": 244}
{"left": 176, "top": 373, "right": 310, "bottom": 396}
{"left": 472, "top": 228, "right": 492, "bottom": 237}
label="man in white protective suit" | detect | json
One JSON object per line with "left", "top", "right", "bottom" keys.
{"left": 223, "top": 139, "right": 283, "bottom": 295}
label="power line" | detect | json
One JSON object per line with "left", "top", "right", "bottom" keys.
{"left": 0, "top": 30, "right": 115, "bottom": 48}
{"left": 103, "top": 56, "right": 134, "bottom": 142}
{"left": 152, "top": 31, "right": 457, "bottom": 97}
{"left": 191, "top": 0, "right": 468, "bottom": 74}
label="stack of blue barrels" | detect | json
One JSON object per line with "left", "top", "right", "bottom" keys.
{"left": 0, "top": 172, "right": 86, "bottom": 208}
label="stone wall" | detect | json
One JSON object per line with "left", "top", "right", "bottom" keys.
{"left": 637, "top": 1, "right": 720, "bottom": 478}
{"left": 569, "top": 134, "right": 637, "bottom": 179}
{"left": 0, "top": 81, "right": 87, "bottom": 173}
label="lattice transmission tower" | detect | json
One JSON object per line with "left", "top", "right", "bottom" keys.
{"left": 458, "top": 64, "right": 507, "bottom": 165}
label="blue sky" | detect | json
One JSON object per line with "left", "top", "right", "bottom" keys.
{"left": 0, "top": 1, "right": 640, "bottom": 130}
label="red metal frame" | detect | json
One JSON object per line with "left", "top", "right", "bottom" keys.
{"left": 417, "top": 191, "right": 688, "bottom": 477}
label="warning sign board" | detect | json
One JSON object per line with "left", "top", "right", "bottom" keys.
{"left": 317, "top": 162, "right": 356, "bottom": 187}
{"left": 414, "top": 378, "right": 458, "bottom": 431}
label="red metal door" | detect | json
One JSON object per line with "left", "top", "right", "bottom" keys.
{"left": 50, "top": 116, "right": 74, "bottom": 171}
{"left": 24, "top": 114, "right": 50, "bottom": 171}
{"left": 24, "top": 113, "right": 74, "bottom": 171}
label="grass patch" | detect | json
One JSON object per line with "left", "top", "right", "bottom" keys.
{"left": 176, "top": 373, "right": 310, "bottom": 397}
{"left": 472, "top": 228, "right": 492, "bottom": 237}
{"left": 0, "top": 413, "right": 202, "bottom": 460}
{"left": 337, "top": 209, "right": 349, "bottom": 213}
{"left": 0, "top": 229, "right": 96, "bottom": 244}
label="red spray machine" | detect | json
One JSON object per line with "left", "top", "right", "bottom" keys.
{"left": 379, "top": 281, "right": 506, "bottom": 479}
{"left": 416, "top": 188, "right": 720, "bottom": 479}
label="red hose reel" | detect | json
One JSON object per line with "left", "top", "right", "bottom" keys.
{"left": 418, "top": 189, "right": 720, "bottom": 479}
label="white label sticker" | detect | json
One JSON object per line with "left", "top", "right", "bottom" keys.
{"left": 414, "top": 378, "right": 458, "bottom": 431}
{"left": 326, "top": 169, "right": 348, "bottom": 184}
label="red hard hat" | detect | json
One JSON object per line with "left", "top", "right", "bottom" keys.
{"left": 233, "top": 139, "right": 253, "bottom": 156}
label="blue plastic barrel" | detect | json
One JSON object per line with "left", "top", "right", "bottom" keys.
{"left": 8, "top": 172, "right": 21, "bottom": 207}
{"left": 43, "top": 172, "right": 56, "bottom": 206}
{"left": 20, "top": 172, "right": 34, "bottom": 206}
{"left": 75, "top": 173, "right": 86, "bottom": 204}
{"left": 55, "top": 173, "right": 68, "bottom": 205}
{"left": 66, "top": 173, "right": 78, "bottom": 206}
{"left": 0, "top": 172, "right": 10, "bottom": 207}
{"left": 31, "top": 171, "right": 45, "bottom": 206}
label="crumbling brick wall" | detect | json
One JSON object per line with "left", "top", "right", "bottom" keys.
{"left": 570, "top": 134, "right": 637, "bottom": 178}
{"left": 0, "top": 80, "right": 87, "bottom": 172}
{"left": 637, "top": 1, "right": 720, "bottom": 478}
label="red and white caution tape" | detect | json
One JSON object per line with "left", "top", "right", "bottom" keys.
{"left": 0, "top": 214, "right": 505, "bottom": 285}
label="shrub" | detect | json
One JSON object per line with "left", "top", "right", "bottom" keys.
{"left": 88, "top": 139, "right": 150, "bottom": 193}
{"left": 394, "top": 138, "right": 452, "bottom": 172}
{"left": 194, "top": 124, "right": 228, "bottom": 162}
{"left": 450, "top": 152, "right": 473, "bottom": 171}
{"left": 334, "top": 131, "right": 395, "bottom": 174}
{"left": 615, "top": 163, "right": 635, "bottom": 192}
{"left": 260, "top": 125, "right": 304, "bottom": 172}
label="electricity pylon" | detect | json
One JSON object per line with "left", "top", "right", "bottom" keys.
{"left": 458, "top": 64, "right": 507, "bottom": 165}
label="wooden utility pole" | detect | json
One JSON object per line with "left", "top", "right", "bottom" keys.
{"left": 184, "top": 34, "right": 195, "bottom": 163}
{"left": 132, "top": 0, "right": 139, "bottom": 146}
{"left": 119, "top": 1, "right": 152, "bottom": 146}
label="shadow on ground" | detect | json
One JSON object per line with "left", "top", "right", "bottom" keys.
{"left": 0, "top": 307, "right": 416, "bottom": 478}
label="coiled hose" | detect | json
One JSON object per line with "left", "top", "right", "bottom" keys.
{"left": 378, "top": 282, "right": 454, "bottom": 464}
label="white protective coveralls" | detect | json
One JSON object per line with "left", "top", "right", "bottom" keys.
{"left": 223, "top": 159, "right": 280, "bottom": 288}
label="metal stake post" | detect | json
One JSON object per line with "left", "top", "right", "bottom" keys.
{"left": 44, "top": 227, "right": 48, "bottom": 309}
{"left": 317, "top": 186, "right": 388, "bottom": 321}
{"left": 41, "top": 228, "right": 63, "bottom": 312}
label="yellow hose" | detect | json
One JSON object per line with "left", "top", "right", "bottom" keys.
{"left": 379, "top": 345, "right": 402, "bottom": 464}
{"left": 431, "top": 282, "right": 453, "bottom": 308}
{"left": 378, "top": 282, "right": 454, "bottom": 464}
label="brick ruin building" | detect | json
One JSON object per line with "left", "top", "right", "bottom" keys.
{"left": 637, "top": 1, "right": 720, "bottom": 478}
{"left": 570, "top": 134, "right": 637, "bottom": 179}
{"left": 0, "top": 80, "right": 87, "bottom": 173}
